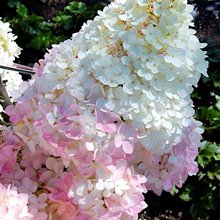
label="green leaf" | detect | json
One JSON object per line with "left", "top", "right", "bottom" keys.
{"left": 170, "top": 185, "right": 179, "bottom": 195}
{"left": 7, "top": 0, "right": 20, "bottom": 8}
{"left": 209, "top": 57, "right": 220, "bottom": 63}
{"left": 190, "top": 202, "right": 202, "bottom": 218}
{"left": 65, "top": 2, "right": 87, "bottom": 14}
{"left": 198, "top": 172, "right": 206, "bottom": 180}
{"left": 197, "top": 141, "right": 220, "bottom": 168}
{"left": 16, "top": 4, "right": 28, "bottom": 17}
{"left": 196, "top": 107, "right": 220, "bottom": 132}
{"left": 53, "top": 14, "right": 71, "bottom": 22}
{"left": 179, "top": 185, "right": 193, "bottom": 202}
{"left": 201, "top": 190, "right": 216, "bottom": 209}
{"left": 207, "top": 170, "right": 220, "bottom": 181}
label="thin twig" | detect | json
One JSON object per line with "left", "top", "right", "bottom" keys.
{"left": 0, "top": 64, "right": 35, "bottom": 75}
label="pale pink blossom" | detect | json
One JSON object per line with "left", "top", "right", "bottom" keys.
{"left": 0, "top": 183, "right": 32, "bottom": 220}
{"left": 0, "top": 144, "right": 17, "bottom": 173}
{"left": 114, "top": 123, "right": 136, "bottom": 154}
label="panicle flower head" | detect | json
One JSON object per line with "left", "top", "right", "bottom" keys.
{"left": 1, "top": 0, "right": 208, "bottom": 219}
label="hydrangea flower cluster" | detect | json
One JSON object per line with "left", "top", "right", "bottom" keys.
{"left": 0, "top": 18, "right": 22, "bottom": 113}
{"left": 0, "top": 0, "right": 208, "bottom": 219}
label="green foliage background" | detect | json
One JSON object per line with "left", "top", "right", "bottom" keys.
{"left": 1, "top": 0, "right": 220, "bottom": 219}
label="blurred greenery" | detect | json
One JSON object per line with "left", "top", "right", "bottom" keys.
{"left": 1, "top": 0, "right": 220, "bottom": 219}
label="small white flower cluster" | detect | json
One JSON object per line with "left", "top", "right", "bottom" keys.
{"left": 0, "top": 18, "right": 20, "bottom": 65}
{"left": 38, "top": 0, "right": 208, "bottom": 154}
{"left": 0, "top": 18, "right": 22, "bottom": 111}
